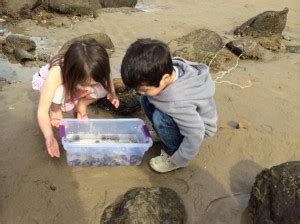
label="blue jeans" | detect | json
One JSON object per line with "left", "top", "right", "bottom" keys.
{"left": 140, "top": 96, "right": 184, "bottom": 156}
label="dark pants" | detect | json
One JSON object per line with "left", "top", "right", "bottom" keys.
{"left": 140, "top": 96, "right": 184, "bottom": 156}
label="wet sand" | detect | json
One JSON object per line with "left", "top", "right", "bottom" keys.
{"left": 0, "top": 0, "right": 300, "bottom": 223}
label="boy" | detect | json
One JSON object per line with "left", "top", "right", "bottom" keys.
{"left": 121, "top": 39, "right": 217, "bottom": 173}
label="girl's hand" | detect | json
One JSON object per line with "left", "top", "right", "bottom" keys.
{"left": 45, "top": 136, "right": 60, "bottom": 158}
{"left": 107, "top": 93, "right": 120, "bottom": 109}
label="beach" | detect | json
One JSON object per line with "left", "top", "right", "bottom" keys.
{"left": 0, "top": 0, "right": 300, "bottom": 223}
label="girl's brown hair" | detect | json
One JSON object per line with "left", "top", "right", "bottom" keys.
{"left": 49, "top": 38, "right": 112, "bottom": 100}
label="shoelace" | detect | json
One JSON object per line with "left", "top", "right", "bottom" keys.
{"left": 160, "top": 151, "right": 172, "bottom": 164}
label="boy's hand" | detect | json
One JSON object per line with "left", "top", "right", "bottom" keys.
{"left": 45, "top": 137, "right": 60, "bottom": 158}
{"left": 107, "top": 93, "right": 120, "bottom": 109}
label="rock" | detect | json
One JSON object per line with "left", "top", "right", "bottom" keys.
{"left": 112, "top": 78, "right": 127, "bottom": 92}
{"left": 13, "top": 48, "right": 35, "bottom": 62}
{"left": 37, "top": 52, "right": 51, "bottom": 62}
{"left": 19, "top": 4, "right": 33, "bottom": 19}
{"left": 48, "top": 0, "right": 100, "bottom": 15}
{"left": 169, "top": 29, "right": 237, "bottom": 72}
{"left": 286, "top": 45, "right": 300, "bottom": 54}
{"left": 94, "top": 78, "right": 140, "bottom": 115}
{"left": 0, "top": 36, "right": 5, "bottom": 45}
{"left": 236, "top": 119, "right": 250, "bottom": 129}
{"left": 282, "top": 34, "right": 291, "bottom": 41}
{"left": 5, "top": 34, "right": 36, "bottom": 51}
{"left": 59, "top": 33, "right": 114, "bottom": 55}
{"left": 234, "top": 8, "right": 289, "bottom": 50}
{"left": 101, "top": 187, "right": 187, "bottom": 223}
{"left": 247, "top": 161, "right": 300, "bottom": 224}
{"left": 97, "top": 7, "right": 140, "bottom": 14}
{"left": 169, "top": 29, "right": 224, "bottom": 55}
{"left": 99, "top": 0, "right": 137, "bottom": 8}
{"left": 226, "top": 36, "right": 267, "bottom": 60}
{"left": 0, "top": 0, "right": 39, "bottom": 18}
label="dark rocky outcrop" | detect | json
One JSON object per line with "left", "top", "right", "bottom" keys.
{"left": 248, "top": 161, "right": 300, "bottom": 224}
{"left": 0, "top": 0, "right": 39, "bottom": 18}
{"left": 234, "top": 8, "right": 289, "bottom": 50}
{"left": 48, "top": 0, "right": 100, "bottom": 15}
{"left": 94, "top": 78, "right": 141, "bottom": 115}
{"left": 226, "top": 36, "right": 268, "bottom": 60}
{"left": 99, "top": 0, "right": 137, "bottom": 8}
{"left": 1, "top": 34, "right": 37, "bottom": 63}
{"left": 13, "top": 48, "right": 35, "bottom": 62}
{"left": 101, "top": 187, "right": 187, "bottom": 224}
{"left": 59, "top": 33, "right": 114, "bottom": 55}
{"left": 4, "top": 34, "right": 36, "bottom": 52}
{"left": 168, "top": 29, "right": 237, "bottom": 72}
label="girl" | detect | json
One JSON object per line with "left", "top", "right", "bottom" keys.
{"left": 32, "top": 38, "right": 119, "bottom": 158}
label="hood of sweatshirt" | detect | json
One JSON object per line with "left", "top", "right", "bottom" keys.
{"left": 150, "top": 57, "right": 215, "bottom": 102}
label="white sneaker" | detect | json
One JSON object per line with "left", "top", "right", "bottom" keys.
{"left": 149, "top": 150, "right": 181, "bottom": 173}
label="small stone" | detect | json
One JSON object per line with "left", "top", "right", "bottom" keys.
{"left": 0, "top": 36, "right": 5, "bottom": 45}
{"left": 282, "top": 34, "right": 291, "bottom": 41}
{"left": 286, "top": 45, "right": 300, "bottom": 54}
{"left": 0, "top": 18, "right": 6, "bottom": 23}
{"left": 50, "top": 185, "right": 57, "bottom": 191}
{"left": 0, "top": 29, "right": 4, "bottom": 36}
{"left": 236, "top": 119, "right": 250, "bottom": 129}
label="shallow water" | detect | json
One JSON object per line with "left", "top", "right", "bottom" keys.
{"left": 135, "top": 1, "right": 161, "bottom": 12}
{"left": 0, "top": 55, "right": 38, "bottom": 83}
{"left": 66, "top": 133, "right": 139, "bottom": 144}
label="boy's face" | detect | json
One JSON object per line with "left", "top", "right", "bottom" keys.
{"left": 136, "top": 71, "right": 175, "bottom": 96}
{"left": 136, "top": 85, "right": 165, "bottom": 96}
{"left": 135, "top": 72, "right": 174, "bottom": 96}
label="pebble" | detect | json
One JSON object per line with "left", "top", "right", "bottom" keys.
{"left": 282, "top": 34, "right": 291, "bottom": 41}
{"left": 50, "top": 185, "right": 57, "bottom": 191}
{"left": 236, "top": 119, "right": 250, "bottom": 129}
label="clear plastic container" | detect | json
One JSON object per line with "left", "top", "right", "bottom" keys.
{"left": 59, "top": 118, "right": 153, "bottom": 166}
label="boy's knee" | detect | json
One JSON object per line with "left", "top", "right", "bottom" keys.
{"left": 152, "top": 110, "right": 174, "bottom": 129}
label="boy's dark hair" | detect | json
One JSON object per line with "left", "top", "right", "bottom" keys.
{"left": 49, "top": 38, "right": 111, "bottom": 99}
{"left": 121, "top": 38, "right": 173, "bottom": 89}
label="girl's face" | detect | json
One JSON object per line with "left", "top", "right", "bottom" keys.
{"left": 77, "top": 78, "right": 98, "bottom": 92}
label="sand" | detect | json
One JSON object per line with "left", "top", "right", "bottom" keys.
{"left": 0, "top": 0, "right": 299, "bottom": 223}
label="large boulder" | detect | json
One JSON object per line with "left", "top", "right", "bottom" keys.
{"left": 234, "top": 8, "right": 289, "bottom": 50}
{"left": 101, "top": 187, "right": 187, "bottom": 223}
{"left": 48, "top": 0, "right": 100, "bottom": 15}
{"left": 0, "top": 0, "right": 39, "bottom": 18}
{"left": 226, "top": 36, "right": 268, "bottom": 60}
{"left": 58, "top": 33, "right": 114, "bottom": 54}
{"left": 247, "top": 161, "right": 300, "bottom": 224}
{"left": 169, "top": 29, "right": 237, "bottom": 72}
{"left": 4, "top": 34, "right": 36, "bottom": 52}
{"left": 13, "top": 48, "right": 35, "bottom": 62}
{"left": 99, "top": 0, "right": 137, "bottom": 8}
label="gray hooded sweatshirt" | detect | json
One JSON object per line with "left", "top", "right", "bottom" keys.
{"left": 148, "top": 57, "right": 217, "bottom": 166}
